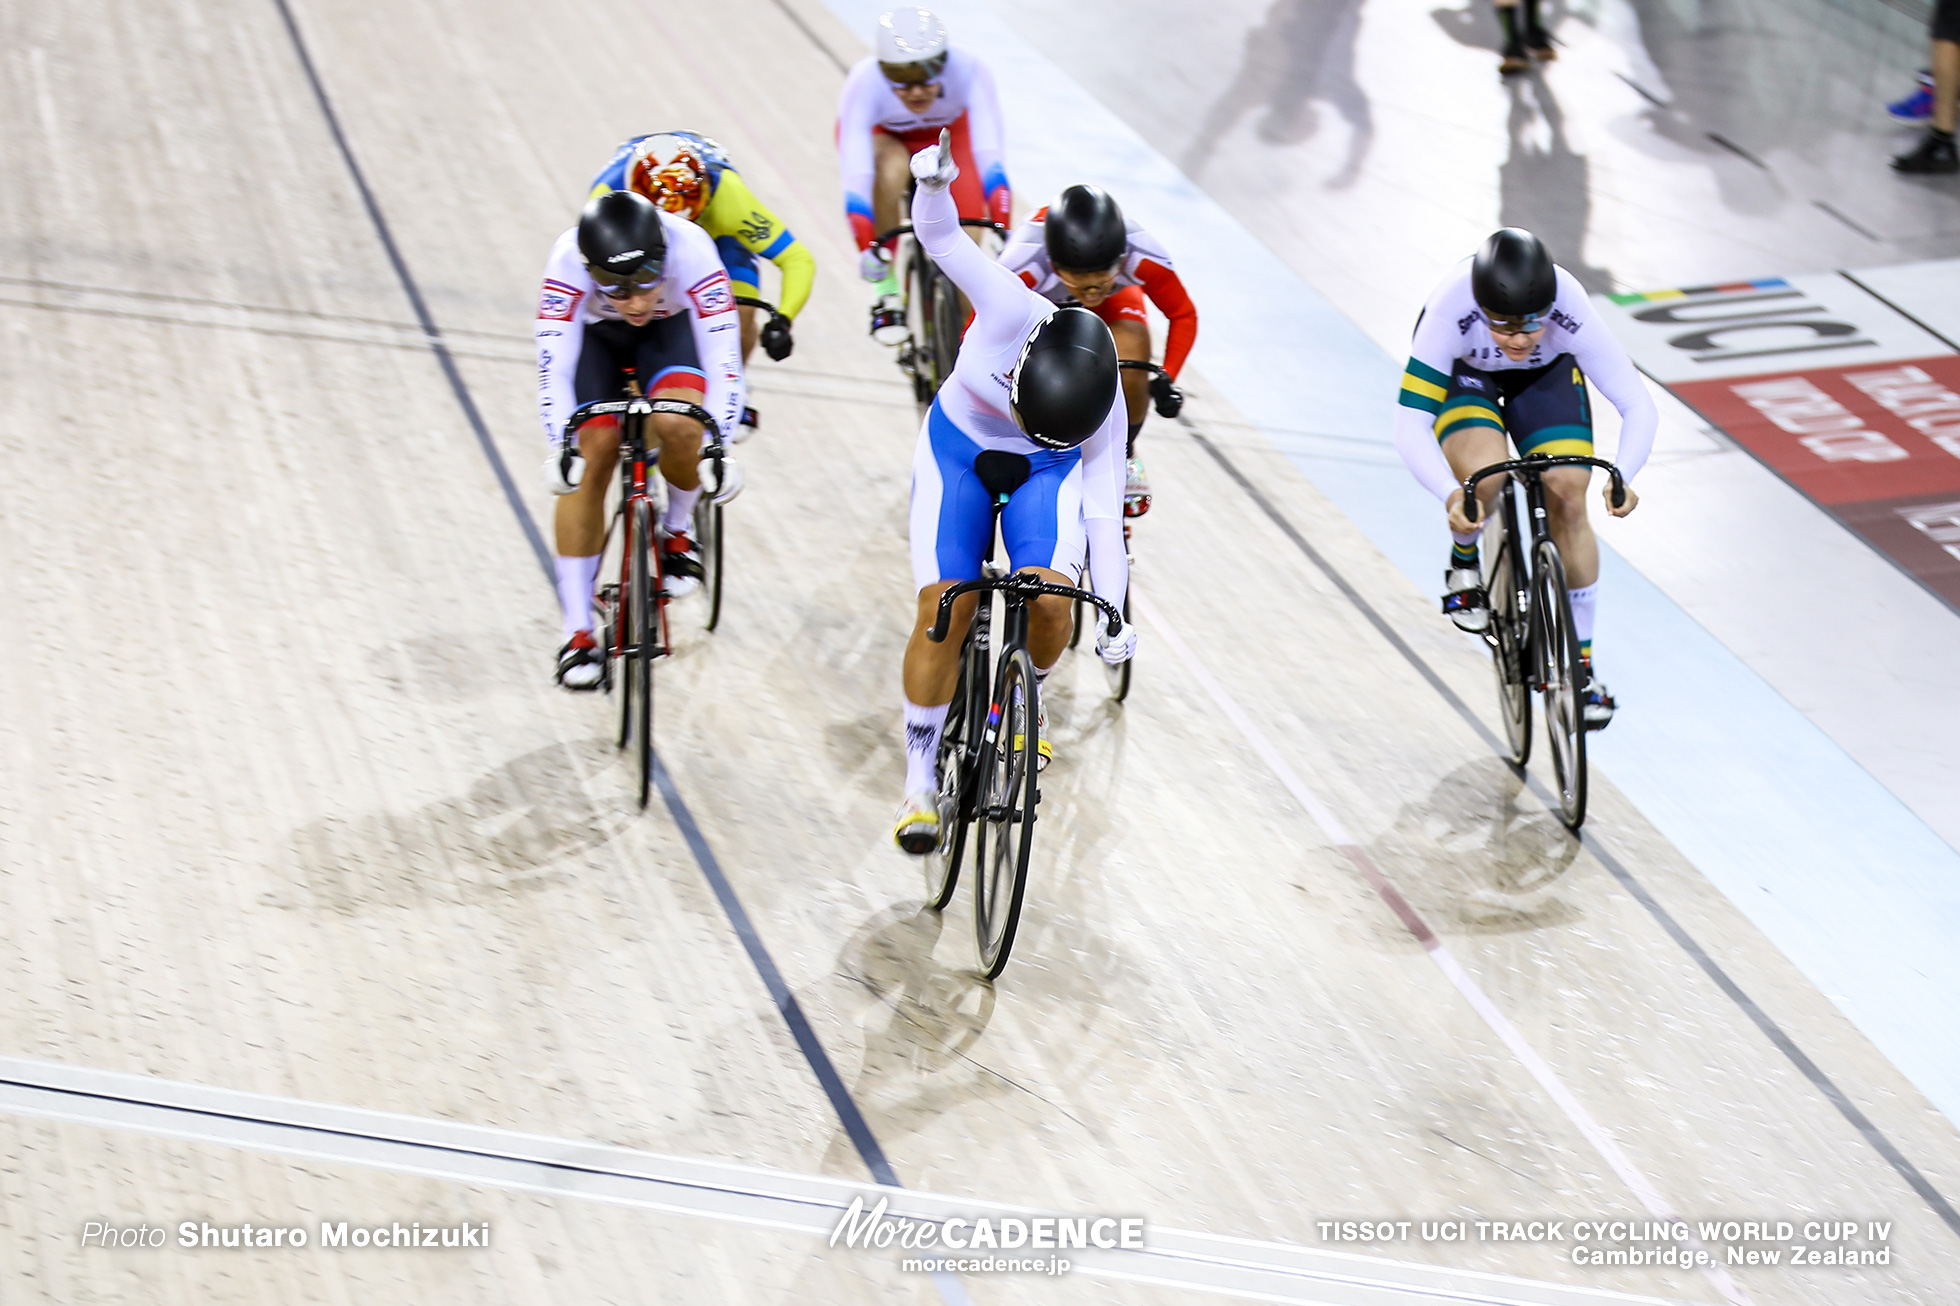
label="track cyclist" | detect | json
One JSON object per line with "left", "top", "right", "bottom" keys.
{"left": 837, "top": 6, "right": 1011, "bottom": 343}
{"left": 536, "top": 190, "right": 745, "bottom": 690}
{"left": 893, "top": 133, "right": 1133, "bottom": 853}
{"left": 589, "top": 131, "right": 813, "bottom": 436}
{"left": 999, "top": 185, "right": 1197, "bottom": 516}
{"left": 1392, "top": 227, "right": 1654, "bottom": 729}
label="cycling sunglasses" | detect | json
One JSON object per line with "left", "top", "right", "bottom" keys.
{"left": 880, "top": 55, "right": 948, "bottom": 87}
{"left": 589, "top": 266, "right": 663, "bottom": 299}
{"left": 1483, "top": 310, "right": 1546, "bottom": 337}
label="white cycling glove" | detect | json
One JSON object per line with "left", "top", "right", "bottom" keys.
{"left": 910, "top": 127, "right": 958, "bottom": 193}
{"left": 1095, "top": 621, "right": 1137, "bottom": 666}
{"left": 710, "top": 451, "right": 744, "bottom": 505}
{"left": 543, "top": 439, "right": 584, "bottom": 495}
{"left": 859, "top": 246, "right": 893, "bottom": 282}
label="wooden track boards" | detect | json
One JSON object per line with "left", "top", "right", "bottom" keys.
{"left": 0, "top": 0, "right": 1956, "bottom": 1301}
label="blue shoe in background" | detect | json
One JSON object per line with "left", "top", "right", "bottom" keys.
{"left": 1888, "top": 71, "right": 1934, "bottom": 122}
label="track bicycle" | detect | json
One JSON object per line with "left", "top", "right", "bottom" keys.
{"left": 922, "top": 450, "right": 1125, "bottom": 979}
{"left": 1462, "top": 453, "right": 1625, "bottom": 830}
{"left": 563, "top": 394, "right": 726, "bottom": 809}
{"left": 874, "top": 200, "right": 1006, "bottom": 402}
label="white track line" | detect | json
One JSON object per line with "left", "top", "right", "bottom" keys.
{"left": 0, "top": 1054, "right": 1681, "bottom": 1306}
{"left": 1135, "top": 590, "right": 1751, "bottom": 1306}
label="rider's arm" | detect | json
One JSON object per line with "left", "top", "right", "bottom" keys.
{"left": 914, "top": 180, "right": 1035, "bottom": 352}
{"left": 1561, "top": 273, "right": 1658, "bottom": 481}
{"left": 1130, "top": 237, "right": 1197, "bottom": 379}
{"left": 836, "top": 61, "right": 881, "bottom": 250}
{"left": 536, "top": 230, "right": 590, "bottom": 444}
{"left": 703, "top": 170, "right": 816, "bottom": 320}
{"left": 667, "top": 221, "right": 746, "bottom": 438}
{"left": 1080, "top": 406, "right": 1129, "bottom": 612}
{"left": 1393, "top": 304, "right": 1466, "bottom": 502}
{"left": 962, "top": 55, "right": 1013, "bottom": 227}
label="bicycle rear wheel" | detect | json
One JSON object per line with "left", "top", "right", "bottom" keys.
{"left": 693, "top": 495, "right": 724, "bottom": 632}
{"left": 1533, "top": 538, "right": 1586, "bottom": 828}
{"left": 629, "top": 497, "right": 657, "bottom": 810}
{"left": 972, "top": 646, "right": 1038, "bottom": 979}
{"left": 925, "top": 632, "right": 982, "bottom": 910}
{"left": 1486, "top": 491, "right": 1531, "bottom": 766}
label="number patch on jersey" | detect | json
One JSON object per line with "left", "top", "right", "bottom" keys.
{"left": 688, "top": 271, "right": 734, "bottom": 316}
{"left": 539, "top": 279, "right": 583, "bottom": 322}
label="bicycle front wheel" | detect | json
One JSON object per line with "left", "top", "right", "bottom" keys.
{"left": 629, "top": 497, "right": 657, "bottom": 810}
{"left": 972, "top": 646, "right": 1038, "bottom": 979}
{"left": 925, "top": 634, "right": 982, "bottom": 911}
{"left": 1486, "top": 494, "right": 1531, "bottom": 766}
{"left": 693, "top": 495, "right": 724, "bottom": 632}
{"left": 1533, "top": 538, "right": 1586, "bottom": 828}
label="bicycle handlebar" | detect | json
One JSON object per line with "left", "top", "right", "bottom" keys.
{"left": 1117, "top": 360, "right": 1165, "bottom": 376}
{"left": 872, "top": 218, "right": 1009, "bottom": 247}
{"left": 1462, "top": 454, "right": 1625, "bottom": 523}
{"left": 564, "top": 398, "right": 726, "bottom": 460}
{"left": 733, "top": 295, "right": 785, "bottom": 322}
{"left": 927, "top": 574, "right": 1123, "bottom": 644}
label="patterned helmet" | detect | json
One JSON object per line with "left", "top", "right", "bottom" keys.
{"left": 626, "top": 134, "right": 710, "bottom": 221}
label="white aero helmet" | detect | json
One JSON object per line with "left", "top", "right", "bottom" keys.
{"left": 876, "top": 7, "right": 949, "bottom": 69}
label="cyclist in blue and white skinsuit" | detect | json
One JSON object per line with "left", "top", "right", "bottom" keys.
{"left": 893, "top": 132, "right": 1134, "bottom": 853}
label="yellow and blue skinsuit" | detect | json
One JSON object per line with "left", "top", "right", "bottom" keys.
{"left": 590, "top": 132, "right": 815, "bottom": 322}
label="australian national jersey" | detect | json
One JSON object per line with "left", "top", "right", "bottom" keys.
{"left": 534, "top": 210, "right": 745, "bottom": 443}
{"left": 999, "top": 211, "right": 1198, "bottom": 379}
{"left": 1393, "top": 260, "right": 1657, "bottom": 501}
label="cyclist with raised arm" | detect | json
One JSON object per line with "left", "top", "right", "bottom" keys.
{"left": 537, "top": 190, "right": 745, "bottom": 690}
{"left": 589, "top": 131, "right": 814, "bottom": 436}
{"left": 999, "top": 185, "right": 1197, "bottom": 516}
{"left": 892, "top": 134, "right": 1132, "bottom": 854}
{"left": 1393, "top": 228, "right": 1654, "bottom": 728}
{"left": 837, "top": 6, "right": 1011, "bottom": 343}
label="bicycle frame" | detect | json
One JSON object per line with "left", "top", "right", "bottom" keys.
{"left": 1465, "top": 453, "right": 1624, "bottom": 687}
{"left": 875, "top": 206, "right": 1007, "bottom": 398}
{"left": 562, "top": 395, "right": 724, "bottom": 666}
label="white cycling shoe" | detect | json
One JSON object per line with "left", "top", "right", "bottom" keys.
{"left": 1442, "top": 567, "right": 1489, "bottom": 633}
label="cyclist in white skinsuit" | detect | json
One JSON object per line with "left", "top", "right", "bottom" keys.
{"left": 1393, "top": 228, "right": 1655, "bottom": 727}
{"left": 536, "top": 192, "right": 745, "bottom": 690}
{"left": 838, "top": 7, "right": 1011, "bottom": 339}
{"left": 893, "top": 133, "right": 1133, "bottom": 853}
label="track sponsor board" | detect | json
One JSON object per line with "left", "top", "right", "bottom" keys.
{"left": 1597, "top": 271, "right": 1960, "bottom": 611}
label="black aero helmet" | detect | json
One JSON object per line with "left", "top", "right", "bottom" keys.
{"left": 578, "top": 190, "right": 667, "bottom": 284}
{"left": 1011, "top": 307, "right": 1119, "bottom": 449}
{"left": 1471, "top": 227, "right": 1556, "bottom": 321}
{"left": 1043, "top": 185, "right": 1127, "bottom": 274}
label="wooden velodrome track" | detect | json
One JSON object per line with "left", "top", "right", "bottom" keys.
{"left": 1, "top": 0, "right": 1957, "bottom": 1301}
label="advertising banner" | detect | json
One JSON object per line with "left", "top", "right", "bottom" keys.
{"left": 1597, "top": 268, "right": 1960, "bottom": 610}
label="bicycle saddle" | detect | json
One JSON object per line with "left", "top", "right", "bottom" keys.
{"left": 974, "top": 450, "right": 1032, "bottom": 501}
